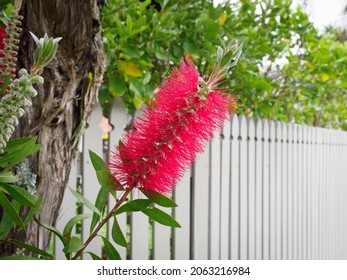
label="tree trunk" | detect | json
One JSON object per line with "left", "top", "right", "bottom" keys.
{"left": 0, "top": 0, "right": 105, "bottom": 255}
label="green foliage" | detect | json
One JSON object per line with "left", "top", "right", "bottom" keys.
{"left": 102, "top": 0, "right": 347, "bottom": 130}
{"left": 0, "top": 137, "right": 43, "bottom": 241}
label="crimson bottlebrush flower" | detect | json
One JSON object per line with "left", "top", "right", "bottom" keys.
{"left": 0, "top": 28, "right": 5, "bottom": 52}
{"left": 0, "top": 28, "right": 7, "bottom": 58}
{"left": 109, "top": 41, "right": 242, "bottom": 194}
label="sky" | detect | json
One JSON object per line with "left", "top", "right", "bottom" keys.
{"left": 293, "top": 0, "right": 347, "bottom": 30}
{"left": 215, "top": 0, "right": 347, "bottom": 30}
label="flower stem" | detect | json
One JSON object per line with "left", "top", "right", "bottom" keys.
{"left": 72, "top": 186, "right": 133, "bottom": 260}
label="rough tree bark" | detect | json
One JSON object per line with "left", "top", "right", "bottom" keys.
{"left": 0, "top": 0, "right": 106, "bottom": 255}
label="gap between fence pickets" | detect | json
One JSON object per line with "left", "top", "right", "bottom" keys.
{"left": 54, "top": 103, "right": 347, "bottom": 260}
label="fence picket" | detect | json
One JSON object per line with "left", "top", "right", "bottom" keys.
{"left": 82, "top": 105, "right": 103, "bottom": 259}
{"left": 220, "top": 121, "right": 231, "bottom": 259}
{"left": 192, "top": 145, "right": 210, "bottom": 260}
{"left": 292, "top": 125, "right": 298, "bottom": 259}
{"left": 287, "top": 124, "right": 293, "bottom": 260}
{"left": 275, "top": 122, "right": 282, "bottom": 260}
{"left": 109, "top": 98, "right": 128, "bottom": 259}
{"left": 55, "top": 159, "right": 78, "bottom": 259}
{"left": 297, "top": 126, "right": 303, "bottom": 259}
{"left": 255, "top": 119, "right": 263, "bottom": 260}
{"left": 269, "top": 121, "right": 276, "bottom": 260}
{"left": 209, "top": 132, "right": 222, "bottom": 260}
{"left": 239, "top": 116, "right": 248, "bottom": 260}
{"left": 153, "top": 206, "right": 171, "bottom": 260}
{"left": 262, "top": 120, "right": 270, "bottom": 260}
{"left": 172, "top": 171, "right": 191, "bottom": 260}
{"left": 282, "top": 123, "right": 288, "bottom": 260}
{"left": 230, "top": 115, "right": 240, "bottom": 259}
{"left": 302, "top": 125, "right": 308, "bottom": 259}
{"left": 307, "top": 127, "right": 313, "bottom": 259}
{"left": 247, "top": 118, "right": 256, "bottom": 260}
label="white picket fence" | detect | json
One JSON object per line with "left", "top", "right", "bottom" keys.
{"left": 54, "top": 99, "right": 347, "bottom": 260}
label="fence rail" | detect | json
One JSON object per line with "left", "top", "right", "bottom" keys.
{"left": 54, "top": 100, "right": 347, "bottom": 260}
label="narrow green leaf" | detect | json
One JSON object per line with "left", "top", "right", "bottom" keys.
{"left": 142, "top": 208, "right": 181, "bottom": 228}
{"left": 24, "top": 196, "right": 43, "bottom": 226}
{"left": 42, "top": 38, "right": 54, "bottom": 58}
{"left": 90, "top": 187, "right": 109, "bottom": 233}
{"left": 0, "top": 137, "right": 41, "bottom": 171}
{"left": 115, "top": 199, "right": 151, "bottom": 215}
{"left": 86, "top": 251, "right": 102, "bottom": 260}
{"left": 29, "top": 144, "right": 43, "bottom": 155}
{"left": 0, "top": 183, "right": 36, "bottom": 207}
{"left": 63, "top": 214, "right": 92, "bottom": 238}
{"left": 8, "top": 239, "right": 53, "bottom": 259}
{"left": 220, "top": 49, "right": 234, "bottom": 68}
{"left": 0, "top": 171, "right": 18, "bottom": 183}
{"left": 0, "top": 255, "right": 41, "bottom": 260}
{"left": 111, "top": 217, "right": 127, "bottom": 248}
{"left": 66, "top": 236, "right": 84, "bottom": 253}
{"left": 89, "top": 150, "right": 107, "bottom": 171}
{"left": 0, "top": 142, "right": 34, "bottom": 170}
{"left": 33, "top": 216, "right": 65, "bottom": 246}
{"left": 0, "top": 191, "right": 24, "bottom": 229}
{"left": 69, "top": 187, "right": 101, "bottom": 217}
{"left": 4, "top": 137, "right": 35, "bottom": 152}
{"left": 96, "top": 170, "right": 118, "bottom": 191}
{"left": 0, "top": 207, "right": 14, "bottom": 239}
{"left": 101, "top": 236, "right": 121, "bottom": 260}
{"left": 141, "top": 189, "right": 177, "bottom": 208}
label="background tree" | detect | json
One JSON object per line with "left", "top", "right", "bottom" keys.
{"left": 0, "top": 0, "right": 106, "bottom": 255}
{"left": 101, "top": 0, "right": 347, "bottom": 130}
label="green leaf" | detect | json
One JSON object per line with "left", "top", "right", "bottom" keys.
{"left": 0, "top": 206, "right": 14, "bottom": 239}
{"left": 0, "top": 171, "right": 18, "bottom": 183}
{"left": 33, "top": 216, "right": 65, "bottom": 246}
{"left": 66, "top": 236, "right": 84, "bottom": 253}
{"left": 0, "top": 191, "right": 24, "bottom": 229}
{"left": 90, "top": 186, "right": 109, "bottom": 233}
{"left": 111, "top": 216, "right": 127, "bottom": 248}
{"left": 41, "top": 38, "right": 54, "bottom": 58}
{"left": 96, "top": 170, "right": 117, "bottom": 191}
{"left": 24, "top": 196, "right": 43, "bottom": 226}
{"left": 63, "top": 214, "right": 92, "bottom": 238}
{"left": 86, "top": 251, "right": 102, "bottom": 260}
{"left": 115, "top": 199, "right": 151, "bottom": 215}
{"left": 0, "top": 137, "right": 41, "bottom": 171}
{"left": 0, "top": 183, "right": 36, "bottom": 207}
{"left": 133, "top": 95, "right": 143, "bottom": 110}
{"left": 0, "top": 255, "right": 41, "bottom": 260}
{"left": 128, "top": 77, "right": 143, "bottom": 97}
{"left": 8, "top": 239, "right": 53, "bottom": 259}
{"left": 89, "top": 150, "right": 107, "bottom": 171}
{"left": 108, "top": 75, "right": 127, "bottom": 96}
{"left": 4, "top": 137, "right": 35, "bottom": 152}
{"left": 142, "top": 208, "right": 181, "bottom": 228}
{"left": 101, "top": 236, "right": 121, "bottom": 260}
{"left": 141, "top": 189, "right": 177, "bottom": 208}
{"left": 69, "top": 187, "right": 101, "bottom": 217}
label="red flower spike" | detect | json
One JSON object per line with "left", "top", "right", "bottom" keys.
{"left": 0, "top": 28, "right": 5, "bottom": 56}
{"left": 109, "top": 57, "right": 237, "bottom": 194}
{"left": 0, "top": 15, "right": 22, "bottom": 96}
